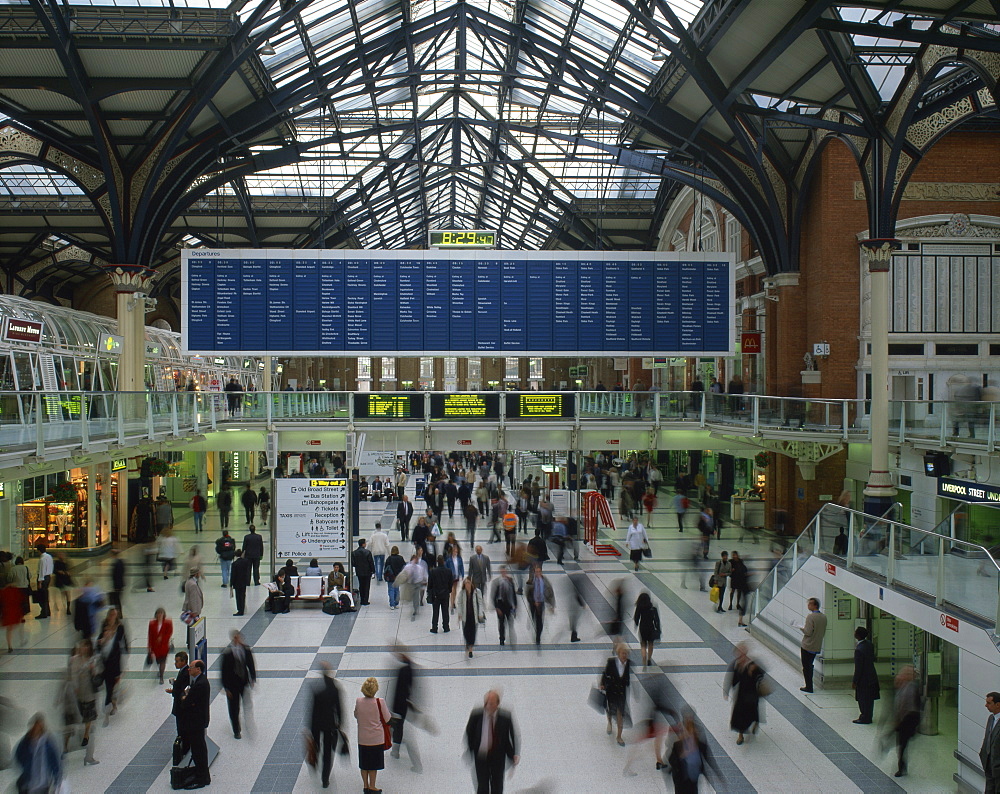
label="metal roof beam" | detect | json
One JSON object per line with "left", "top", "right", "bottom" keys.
{"left": 812, "top": 18, "right": 1000, "bottom": 55}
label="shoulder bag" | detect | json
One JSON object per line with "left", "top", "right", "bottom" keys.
{"left": 377, "top": 698, "right": 392, "bottom": 750}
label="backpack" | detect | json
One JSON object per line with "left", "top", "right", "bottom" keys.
{"left": 681, "top": 497, "right": 690, "bottom": 511}
{"left": 383, "top": 565, "right": 396, "bottom": 583}
{"left": 651, "top": 606, "right": 662, "bottom": 641}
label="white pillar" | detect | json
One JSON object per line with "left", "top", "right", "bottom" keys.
{"left": 86, "top": 464, "right": 98, "bottom": 547}
{"left": 106, "top": 266, "right": 156, "bottom": 394}
{"left": 861, "top": 240, "right": 898, "bottom": 514}
{"left": 98, "top": 462, "right": 112, "bottom": 546}
{"left": 264, "top": 355, "right": 273, "bottom": 392}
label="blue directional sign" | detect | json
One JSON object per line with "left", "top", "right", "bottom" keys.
{"left": 182, "top": 250, "right": 735, "bottom": 356}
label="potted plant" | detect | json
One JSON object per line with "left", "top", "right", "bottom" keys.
{"left": 143, "top": 457, "right": 172, "bottom": 477}
{"left": 754, "top": 452, "right": 770, "bottom": 469}
{"left": 49, "top": 481, "right": 78, "bottom": 502}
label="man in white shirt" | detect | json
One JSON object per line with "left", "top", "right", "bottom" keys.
{"left": 368, "top": 522, "right": 391, "bottom": 582}
{"left": 35, "top": 543, "right": 54, "bottom": 619}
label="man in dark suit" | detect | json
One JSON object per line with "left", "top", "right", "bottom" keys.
{"left": 851, "top": 627, "right": 880, "bottom": 724}
{"left": 352, "top": 539, "right": 375, "bottom": 606}
{"left": 179, "top": 659, "right": 211, "bottom": 787}
{"left": 469, "top": 546, "right": 492, "bottom": 595}
{"left": 308, "top": 662, "right": 343, "bottom": 789}
{"left": 230, "top": 549, "right": 251, "bottom": 616}
{"left": 396, "top": 495, "right": 414, "bottom": 542}
{"left": 389, "top": 649, "right": 422, "bottom": 772}
{"left": 166, "top": 651, "right": 190, "bottom": 736}
{"left": 242, "top": 525, "right": 264, "bottom": 586}
{"left": 220, "top": 630, "right": 256, "bottom": 739}
{"left": 464, "top": 690, "right": 518, "bottom": 793}
{"left": 981, "top": 691, "right": 1000, "bottom": 793}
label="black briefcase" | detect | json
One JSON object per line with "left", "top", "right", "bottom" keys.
{"left": 170, "top": 763, "right": 198, "bottom": 790}
{"left": 172, "top": 735, "right": 186, "bottom": 766}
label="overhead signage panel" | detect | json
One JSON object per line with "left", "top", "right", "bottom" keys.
{"left": 182, "top": 250, "right": 735, "bottom": 356}
{"left": 3, "top": 318, "right": 43, "bottom": 343}
{"left": 507, "top": 392, "right": 575, "bottom": 418}
{"left": 352, "top": 393, "right": 423, "bottom": 420}
{"left": 274, "top": 478, "right": 349, "bottom": 560}
{"left": 937, "top": 477, "right": 1000, "bottom": 506}
{"left": 430, "top": 392, "right": 501, "bottom": 419}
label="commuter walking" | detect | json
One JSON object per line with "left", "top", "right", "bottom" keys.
{"left": 66, "top": 639, "right": 100, "bottom": 762}
{"left": 600, "top": 643, "right": 632, "bottom": 746}
{"left": 158, "top": 528, "right": 180, "bottom": 579}
{"left": 97, "top": 608, "right": 128, "bottom": 723}
{"left": 469, "top": 546, "right": 492, "bottom": 595}
{"left": 189, "top": 490, "right": 207, "bottom": 533}
{"left": 108, "top": 550, "right": 126, "bottom": 614}
{"left": 220, "top": 630, "right": 256, "bottom": 740}
{"left": 530, "top": 565, "right": 555, "bottom": 645}
{"left": 34, "top": 543, "right": 53, "bottom": 619}
{"left": 384, "top": 546, "right": 406, "bottom": 610}
{"left": 729, "top": 550, "right": 748, "bottom": 615}
{"left": 633, "top": 592, "right": 661, "bottom": 668}
{"left": 625, "top": 517, "right": 649, "bottom": 572}
{"left": 308, "top": 661, "right": 344, "bottom": 789}
{"left": 798, "top": 597, "right": 827, "bottom": 693}
{"left": 352, "top": 539, "right": 375, "bottom": 607}
{"left": 698, "top": 507, "right": 714, "bottom": 559}
{"left": 242, "top": 525, "right": 264, "bottom": 586}
{"left": 368, "top": 522, "right": 390, "bottom": 583}
{"left": 723, "top": 642, "right": 766, "bottom": 745}
{"left": 182, "top": 569, "right": 204, "bottom": 620}
{"left": 457, "top": 576, "right": 486, "bottom": 658}
{"left": 852, "top": 627, "right": 879, "bottom": 724}
{"left": 712, "top": 551, "right": 732, "bottom": 614}
{"left": 216, "top": 488, "right": 232, "bottom": 530}
{"left": 673, "top": 490, "right": 688, "bottom": 533}
{"left": 890, "top": 665, "right": 922, "bottom": 777}
{"left": 14, "top": 714, "right": 62, "bottom": 793}
{"left": 668, "top": 708, "right": 717, "bottom": 793}
{"left": 641, "top": 488, "right": 657, "bottom": 528}
{"left": 147, "top": 607, "right": 173, "bottom": 685}
{"left": 389, "top": 650, "right": 422, "bottom": 772}
{"left": 354, "top": 677, "right": 391, "bottom": 794}
{"left": 258, "top": 486, "right": 271, "bottom": 523}
{"left": 215, "top": 529, "right": 236, "bottom": 587}
{"left": 155, "top": 495, "right": 174, "bottom": 535}
{"left": 241, "top": 484, "right": 258, "bottom": 525}
{"left": 402, "top": 554, "right": 428, "bottom": 620}
{"left": 230, "top": 549, "right": 251, "bottom": 616}
{"left": 397, "top": 495, "right": 413, "bottom": 541}
{"left": 464, "top": 690, "right": 518, "bottom": 794}
{"left": 490, "top": 566, "right": 517, "bottom": 647}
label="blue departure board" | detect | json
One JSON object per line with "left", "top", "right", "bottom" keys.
{"left": 182, "top": 250, "right": 734, "bottom": 356}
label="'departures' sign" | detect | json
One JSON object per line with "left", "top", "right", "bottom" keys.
{"left": 937, "top": 477, "right": 1000, "bottom": 506}
{"left": 274, "top": 478, "right": 349, "bottom": 560}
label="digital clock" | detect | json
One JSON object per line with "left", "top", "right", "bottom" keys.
{"left": 428, "top": 230, "right": 497, "bottom": 248}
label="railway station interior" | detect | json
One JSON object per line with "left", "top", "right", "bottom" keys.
{"left": 1, "top": 0, "right": 1000, "bottom": 792}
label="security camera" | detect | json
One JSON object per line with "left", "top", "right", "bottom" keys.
{"left": 763, "top": 278, "right": 776, "bottom": 289}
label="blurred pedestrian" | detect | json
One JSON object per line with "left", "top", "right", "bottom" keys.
{"left": 183, "top": 569, "right": 204, "bottom": 620}
{"left": 221, "top": 630, "right": 256, "bottom": 740}
{"left": 389, "top": 649, "right": 422, "bottom": 773}
{"left": 52, "top": 552, "right": 73, "bottom": 614}
{"left": 308, "top": 662, "right": 344, "bottom": 789}
{"left": 354, "top": 677, "right": 391, "bottom": 794}
{"left": 529, "top": 565, "right": 555, "bottom": 645}
{"left": 490, "top": 566, "right": 517, "bottom": 647}
{"left": 67, "top": 638, "right": 100, "bottom": 762}
{"left": 622, "top": 672, "right": 677, "bottom": 776}
{"left": 698, "top": 508, "right": 714, "bottom": 560}
{"left": 633, "top": 592, "right": 661, "bottom": 668}
{"left": 14, "top": 714, "right": 62, "bottom": 792}
{"left": 668, "top": 708, "right": 717, "bottom": 793}
{"left": 600, "top": 643, "right": 632, "bottom": 746}
{"left": 108, "top": 550, "right": 126, "bottom": 614}
{"left": 457, "top": 576, "right": 486, "bottom": 658}
{"left": 147, "top": 607, "right": 173, "bottom": 685}
{"left": 712, "top": 551, "right": 731, "bottom": 614}
{"left": 464, "top": 689, "right": 518, "bottom": 794}
{"left": 98, "top": 608, "right": 128, "bottom": 724}
{"left": 605, "top": 579, "right": 626, "bottom": 638}
{"left": 723, "top": 642, "right": 766, "bottom": 745}
{"left": 890, "top": 665, "right": 922, "bottom": 777}
{"left": 728, "top": 550, "right": 748, "bottom": 614}
{"left": 157, "top": 528, "right": 179, "bottom": 579}
{"left": 642, "top": 488, "right": 657, "bottom": 528}
{"left": 1, "top": 580, "right": 20, "bottom": 652}
{"left": 155, "top": 495, "right": 174, "bottom": 535}
{"left": 75, "top": 579, "right": 104, "bottom": 639}
{"left": 852, "top": 627, "right": 879, "bottom": 724}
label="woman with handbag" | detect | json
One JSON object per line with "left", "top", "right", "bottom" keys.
{"left": 600, "top": 643, "right": 632, "bottom": 746}
{"left": 147, "top": 607, "right": 173, "bottom": 685}
{"left": 625, "top": 518, "right": 649, "bottom": 572}
{"left": 633, "top": 592, "right": 661, "bottom": 669}
{"left": 456, "top": 576, "right": 486, "bottom": 659}
{"left": 354, "top": 676, "right": 392, "bottom": 794}
{"left": 723, "top": 642, "right": 766, "bottom": 745}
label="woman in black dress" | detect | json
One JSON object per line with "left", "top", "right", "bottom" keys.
{"left": 723, "top": 642, "right": 766, "bottom": 745}
{"left": 456, "top": 577, "right": 485, "bottom": 658}
{"left": 728, "top": 551, "right": 750, "bottom": 625}
{"left": 600, "top": 643, "right": 632, "bottom": 746}
{"left": 633, "top": 592, "right": 661, "bottom": 669}
{"left": 97, "top": 608, "right": 128, "bottom": 722}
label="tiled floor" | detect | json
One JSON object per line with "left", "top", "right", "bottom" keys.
{"left": 0, "top": 482, "right": 959, "bottom": 792}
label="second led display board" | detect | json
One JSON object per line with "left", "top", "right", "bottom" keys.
{"left": 183, "top": 250, "right": 734, "bottom": 356}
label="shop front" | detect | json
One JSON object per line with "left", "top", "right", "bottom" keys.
{"left": 16, "top": 466, "right": 116, "bottom": 555}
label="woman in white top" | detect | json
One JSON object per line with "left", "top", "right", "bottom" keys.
{"left": 625, "top": 518, "right": 649, "bottom": 572}
{"left": 157, "top": 529, "right": 180, "bottom": 578}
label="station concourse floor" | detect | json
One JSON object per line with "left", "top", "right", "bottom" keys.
{"left": 0, "top": 484, "right": 959, "bottom": 793}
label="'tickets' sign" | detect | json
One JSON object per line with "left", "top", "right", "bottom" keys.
{"left": 3, "top": 318, "right": 43, "bottom": 343}
{"left": 937, "top": 477, "right": 1000, "bottom": 506}
{"left": 741, "top": 331, "right": 761, "bottom": 354}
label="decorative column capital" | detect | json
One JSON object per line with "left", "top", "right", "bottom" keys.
{"left": 102, "top": 264, "right": 157, "bottom": 293}
{"left": 859, "top": 238, "right": 900, "bottom": 273}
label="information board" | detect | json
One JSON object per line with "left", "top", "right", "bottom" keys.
{"left": 274, "top": 478, "right": 349, "bottom": 559}
{"left": 506, "top": 393, "right": 575, "bottom": 418}
{"left": 430, "top": 393, "right": 501, "bottom": 419}
{"left": 183, "top": 250, "right": 734, "bottom": 356}
{"left": 353, "top": 394, "right": 424, "bottom": 419}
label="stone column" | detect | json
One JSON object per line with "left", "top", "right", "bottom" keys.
{"left": 860, "top": 239, "right": 899, "bottom": 515}
{"left": 103, "top": 266, "right": 157, "bottom": 394}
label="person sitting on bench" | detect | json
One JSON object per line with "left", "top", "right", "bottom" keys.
{"left": 326, "top": 562, "right": 354, "bottom": 609}
{"left": 267, "top": 570, "right": 294, "bottom": 613}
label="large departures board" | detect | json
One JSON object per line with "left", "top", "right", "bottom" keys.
{"left": 182, "top": 249, "right": 734, "bottom": 356}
